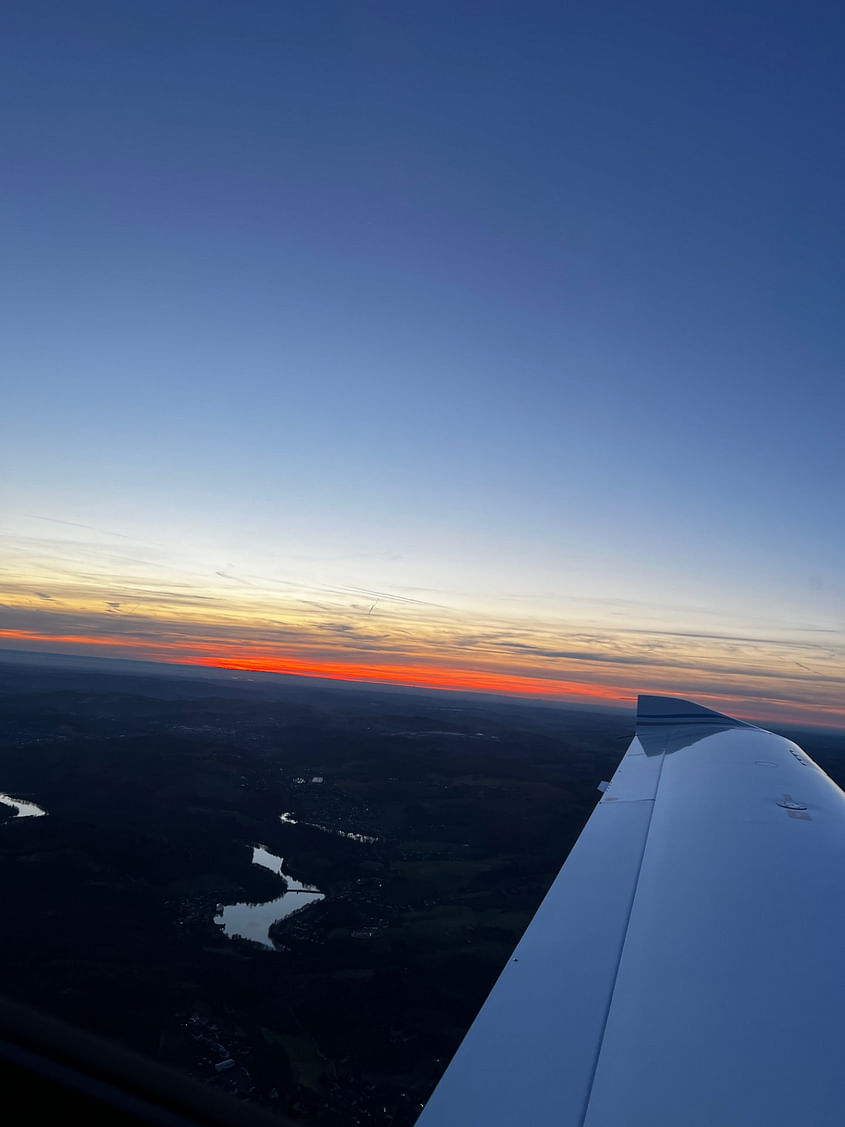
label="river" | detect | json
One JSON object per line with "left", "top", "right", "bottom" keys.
{"left": 0, "top": 794, "right": 46, "bottom": 819}
{"left": 279, "top": 811, "right": 376, "bottom": 844}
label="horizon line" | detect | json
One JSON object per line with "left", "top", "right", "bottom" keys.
{"left": 0, "top": 643, "right": 840, "bottom": 732}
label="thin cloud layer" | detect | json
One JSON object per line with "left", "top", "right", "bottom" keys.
{"left": 1, "top": 543, "right": 843, "bottom": 727}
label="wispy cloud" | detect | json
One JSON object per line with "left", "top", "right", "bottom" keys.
{"left": 26, "top": 514, "right": 135, "bottom": 540}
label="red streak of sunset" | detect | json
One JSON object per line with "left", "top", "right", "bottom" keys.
{"left": 204, "top": 653, "right": 626, "bottom": 702}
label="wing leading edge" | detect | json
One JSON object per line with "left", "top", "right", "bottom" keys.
{"left": 417, "top": 695, "right": 845, "bottom": 1127}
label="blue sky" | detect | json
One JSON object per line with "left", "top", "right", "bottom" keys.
{"left": 2, "top": 2, "right": 844, "bottom": 722}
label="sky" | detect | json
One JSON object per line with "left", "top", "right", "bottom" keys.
{"left": 2, "top": 1, "right": 844, "bottom": 726}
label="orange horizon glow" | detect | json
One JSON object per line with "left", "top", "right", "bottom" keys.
{"left": 0, "top": 627, "right": 628, "bottom": 704}
{"left": 201, "top": 652, "right": 628, "bottom": 702}
{"left": 3, "top": 626, "right": 845, "bottom": 728}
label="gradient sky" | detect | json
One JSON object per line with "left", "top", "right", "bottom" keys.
{"left": 2, "top": 2, "right": 844, "bottom": 725}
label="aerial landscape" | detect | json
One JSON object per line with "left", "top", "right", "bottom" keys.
{"left": 1, "top": 651, "right": 843, "bottom": 1123}
{"left": 1, "top": 2, "right": 844, "bottom": 1123}
{"left": 0, "top": 652, "right": 636, "bottom": 1123}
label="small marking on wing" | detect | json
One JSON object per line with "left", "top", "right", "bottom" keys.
{"left": 778, "top": 794, "right": 807, "bottom": 811}
{"left": 778, "top": 793, "right": 812, "bottom": 820}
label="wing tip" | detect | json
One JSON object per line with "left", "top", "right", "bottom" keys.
{"left": 636, "top": 694, "right": 751, "bottom": 730}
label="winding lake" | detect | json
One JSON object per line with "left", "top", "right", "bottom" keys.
{"left": 213, "top": 845, "right": 324, "bottom": 949}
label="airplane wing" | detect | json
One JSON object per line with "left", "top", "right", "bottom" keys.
{"left": 417, "top": 695, "right": 845, "bottom": 1126}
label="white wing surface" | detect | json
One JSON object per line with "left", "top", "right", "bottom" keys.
{"left": 417, "top": 695, "right": 845, "bottom": 1126}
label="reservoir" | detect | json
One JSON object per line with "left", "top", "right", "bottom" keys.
{"left": 214, "top": 845, "right": 324, "bottom": 949}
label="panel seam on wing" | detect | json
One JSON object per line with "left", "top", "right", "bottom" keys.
{"left": 576, "top": 745, "right": 669, "bottom": 1127}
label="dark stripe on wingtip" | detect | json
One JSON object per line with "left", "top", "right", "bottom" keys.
{"left": 637, "top": 714, "right": 746, "bottom": 726}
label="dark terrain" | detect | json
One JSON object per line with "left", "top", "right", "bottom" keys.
{"left": 0, "top": 654, "right": 841, "bottom": 1125}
